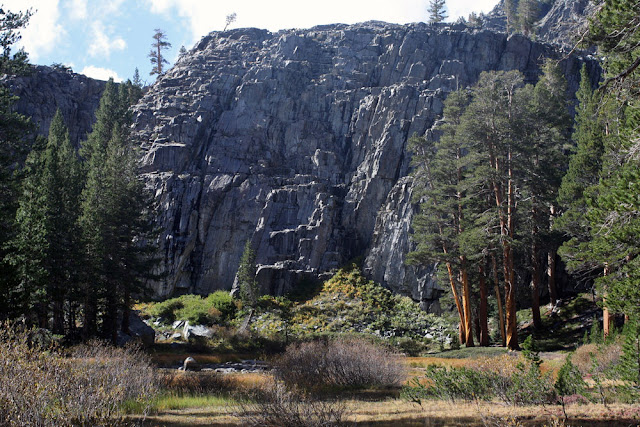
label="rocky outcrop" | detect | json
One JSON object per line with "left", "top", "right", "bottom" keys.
{"left": 3, "top": 65, "right": 106, "bottom": 146}
{"left": 482, "top": 0, "right": 595, "bottom": 48}
{"left": 133, "top": 21, "right": 596, "bottom": 306}
{"left": 536, "top": 0, "right": 597, "bottom": 47}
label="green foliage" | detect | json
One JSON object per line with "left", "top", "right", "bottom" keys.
{"left": 590, "top": 318, "right": 603, "bottom": 344}
{"left": 508, "top": 360, "right": 555, "bottom": 405}
{"left": 427, "top": 0, "right": 447, "bottom": 24}
{"left": 521, "top": 335, "right": 542, "bottom": 368}
{"left": 0, "top": 7, "right": 32, "bottom": 75}
{"left": 149, "top": 28, "right": 171, "bottom": 76}
{"left": 517, "top": 0, "right": 540, "bottom": 37}
{"left": 6, "top": 110, "right": 81, "bottom": 330}
{"left": 615, "top": 319, "right": 640, "bottom": 400}
{"left": 283, "top": 263, "right": 450, "bottom": 352}
{"left": 0, "top": 6, "right": 35, "bottom": 320}
{"left": 405, "top": 365, "right": 495, "bottom": 403}
{"left": 78, "top": 78, "right": 157, "bottom": 340}
{"left": 555, "top": 353, "right": 588, "bottom": 413}
{"left": 206, "top": 290, "right": 237, "bottom": 321}
{"left": 402, "top": 355, "right": 555, "bottom": 406}
{"left": 237, "top": 240, "right": 258, "bottom": 308}
{"left": 147, "top": 292, "right": 237, "bottom": 325}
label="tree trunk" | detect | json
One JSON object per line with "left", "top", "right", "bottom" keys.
{"left": 491, "top": 253, "right": 506, "bottom": 346}
{"left": 121, "top": 288, "right": 131, "bottom": 335}
{"left": 531, "top": 241, "right": 543, "bottom": 329}
{"left": 83, "top": 293, "right": 97, "bottom": 339}
{"left": 505, "top": 146, "right": 519, "bottom": 350}
{"left": 445, "top": 261, "right": 466, "bottom": 345}
{"left": 603, "top": 264, "right": 613, "bottom": 339}
{"left": 460, "top": 262, "right": 474, "bottom": 347}
{"left": 52, "top": 296, "right": 65, "bottom": 335}
{"left": 478, "top": 266, "right": 490, "bottom": 346}
{"left": 547, "top": 249, "right": 558, "bottom": 305}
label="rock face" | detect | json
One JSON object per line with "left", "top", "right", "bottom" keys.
{"left": 482, "top": 0, "right": 595, "bottom": 48}
{"left": 536, "top": 0, "right": 597, "bottom": 47}
{"left": 3, "top": 65, "right": 106, "bottom": 146}
{"left": 132, "top": 21, "right": 596, "bottom": 306}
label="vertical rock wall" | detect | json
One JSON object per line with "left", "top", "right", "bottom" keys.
{"left": 132, "top": 22, "right": 594, "bottom": 306}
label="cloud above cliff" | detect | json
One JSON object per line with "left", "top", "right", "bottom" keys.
{"left": 146, "top": 0, "right": 500, "bottom": 43}
{"left": 9, "top": 0, "right": 499, "bottom": 82}
{"left": 79, "top": 65, "right": 122, "bottom": 82}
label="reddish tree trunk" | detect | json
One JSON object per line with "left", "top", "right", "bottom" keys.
{"left": 478, "top": 266, "right": 490, "bottom": 346}
{"left": 460, "top": 260, "right": 474, "bottom": 347}
{"left": 491, "top": 253, "right": 506, "bottom": 347}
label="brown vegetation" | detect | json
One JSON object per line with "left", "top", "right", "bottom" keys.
{"left": 0, "top": 323, "right": 157, "bottom": 426}
{"left": 238, "top": 380, "right": 347, "bottom": 427}
{"left": 274, "top": 337, "right": 406, "bottom": 391}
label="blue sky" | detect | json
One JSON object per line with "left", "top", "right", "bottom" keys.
{"left": 8, "top": 0, "right": 499, "bottom": 84}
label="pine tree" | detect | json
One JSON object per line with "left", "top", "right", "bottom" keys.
{"left": 517, "top": 0, "right": 539, "bottom": 37}
{"left": 427, "top": 0, "right": 447, "bottom": 24}
{"left": 458, "top": 70, "right": 527, "bottom": 350}
{"left": 0, "top": 7, "right": 35, "bottom": 319}
{"left": 79, "top": 79, "right": 155, "bottom": 341}
{"left": 520, "top": 61, "right": 570, "bottom": 329}
{"left": 237, "top": 240, "right": 258, "bottom": 308}
{"left": 7, "top": 111, "right": 81, "bottom": 331}
{"left": 617, "top": 320, "right": 640, "bottom": 398}
{"left": 408, "top": 91, "right": 477, "bottom": 347}
{"left": 224, "top": 13, "right": 237, "bottom": 31}
{"left": 148, "top": 28, "right": 171, "bottom": 77}
{"left": 504, "top": 0, "right": 518, "bottom": 33}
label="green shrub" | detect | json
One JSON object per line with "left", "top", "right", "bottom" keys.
{"left": 147, "top": 292, "right": 237, "bottom": 326}
{"left": 419, "top": 365, "right": 495, "bottom": 402}
{"left": 206, "top": 290, "right": 237, "bottom": 321}
{"left": 149, "top": 298, "right": 184, "bottom": 323}
{"left": 555, "top": 353, "right": 588, "bottom": 419}
{"left": 507, "top": 360, "right": 555, "bottom": 405}
{"left": 402, "top": 354, "right": 556, "bottom": 406}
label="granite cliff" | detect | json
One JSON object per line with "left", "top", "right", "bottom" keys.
{"left": 5, "top": 17, "right": 599, "bottom": 309}
{"left": 131, "top": 21, "right": 595, "bottom": 307}
{"left": 3, "top": 65, "right": 106, "bottom": 146}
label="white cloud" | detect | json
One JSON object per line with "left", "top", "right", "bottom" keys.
{"left": 67, "top": 0, "right": 88, "bottom": 20}
{"left": 4, "top": 0, "right": 65, "bottom": 61}
{"left": 87, "top": 21, "right": 126, "bottom": 58}
{"left": 146, "top": 0, "right": 499, "bottom": 44}
{"left": 79, "top": 65, "right": 122, "bottom": 82}
{"left": 448, "top": 0, "right": 498, "bottom": 21}
{"left": 101, "top": 0, "right": 126, "bottom": 15}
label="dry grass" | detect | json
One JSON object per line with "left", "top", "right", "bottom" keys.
{"left": 141, "top": 397, "right": 640, "bottom": 426}
{"left": 0, "top": 324, "right": 157, "bottom": 426}
{"left": 150, "top": 352, "right": 255, "bottom": 367}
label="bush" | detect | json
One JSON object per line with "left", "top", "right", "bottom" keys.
{"left": 0, "top": 323, "right": 157, "bottom": 426}
{"left": 238, "top": 380, "right": 347, "bottom": 427}
{"left": 148, "top": 292, "right": 237, "bottom": 326}
{"left": 410, "top": 365, "right": 496, "bottom": 402}
{"left": 205, "top": 291, "right": 237, "bottom": 321}
{"left": 572, "top": 342, "right": 622, "bottom": 377}
{"left": 274, "top": 337, "right": 406, "bottom": 391}
{"left": 402, "top": 354, "right": 556, "bottom": 406}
